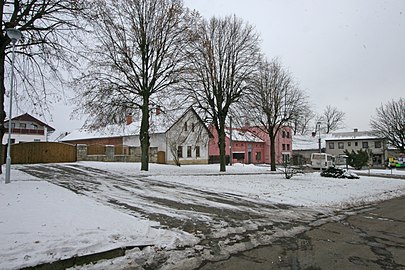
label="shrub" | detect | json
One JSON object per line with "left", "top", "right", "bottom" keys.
{"left": 344, "top": 149, "right": 370, "bottom": 170}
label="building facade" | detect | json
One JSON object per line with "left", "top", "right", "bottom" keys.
{"left": 208, "top": 126, "right": 293, "bottom": 165}
{"left": 325, "top": 129, "right": 386, "bottom": 166}
{"left": 165, "top": 108, "right": 212, "bottom": 165}
{"left": 3, "top": 113, "right": 55, "bottom": 144}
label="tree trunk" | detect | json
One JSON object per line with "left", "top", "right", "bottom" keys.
{"left": 269, "top": 133, "right": 276, "bottom": 171}
{"left": 218, "top": 120, "right": 227, "bottom": 172}
{"left": 140, "top": 97, "right": 150, "bottom": 171}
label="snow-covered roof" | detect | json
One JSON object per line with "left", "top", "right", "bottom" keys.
{"left": 226, "top": 130, "right": 264, "bottom": 143}
{"left": 293, "top": 133, "right": 332, "bottom": 150}
{"left": 325, "top": 130, "right": 381, "bottom": 141}
{"left": 61, "top": 112, "right": 176, "bottom": 142}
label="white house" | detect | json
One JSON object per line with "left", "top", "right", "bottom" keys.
{"left": 3, "top": 113, "right": 55, "bottom": 144}
{"left": 165, "top": 107, "right": 212, "bottom": 165}
{"left": 325, "top": 129, "right": 386, "bottom": 166}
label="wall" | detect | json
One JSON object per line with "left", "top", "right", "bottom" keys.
{"left": 123, "top": 133, "right": 166, "bottom": 152}
{"left": 2, "top": 133, "right": 48, "bottom": 144}
{"left": 63, "top": 136, "right": 123, "bottom": 146}
{"left": 77, "top": 144, "right": 158, "bottom": 163}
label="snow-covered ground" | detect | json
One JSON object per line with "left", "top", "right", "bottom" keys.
{"left": 1, "top": 162, "right": 405, "bottom": 270}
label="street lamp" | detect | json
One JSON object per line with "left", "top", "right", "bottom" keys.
{"left": 316, "top": 121, "right": 321, "bottom": 153}
{"left": 5, "top": 28, "right": 22, "bottom": 184}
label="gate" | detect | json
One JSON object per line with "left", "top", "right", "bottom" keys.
{"left": 9, "top": 142, "right": 77, "bottom": 164}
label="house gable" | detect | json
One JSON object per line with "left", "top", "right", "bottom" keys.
{"left": 5, "top": 113, "right": 55, "bottom": 132}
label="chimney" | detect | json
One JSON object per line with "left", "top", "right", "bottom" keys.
{"left": 156, "top": 106, "right": 161, "bottom": 116}
{"left": 354, "top": 128, "right": 358, "bottom": 133}
{"left": 126, "top": 114, "right": 133, "bottom": 125}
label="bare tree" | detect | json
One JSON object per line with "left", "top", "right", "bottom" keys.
{"left": 0, "top": 0, "right": 86, "bottom": 172}
{"left": 183, "top": 15, "right": 260, "bottom": 172}
{"left": 319, "top": 105, "right": 345, "bottom": 134}
{"left": 370, "top": 98, "right": 405, "bottom": 153}
{"left": 243, "top": 58, "right": 308, "bottom": 171}
{"left": 75, "top": 0, "right": 190, "bottom": 171}
{"left": 291, "top": 105, "right": 315, "bottom": 135}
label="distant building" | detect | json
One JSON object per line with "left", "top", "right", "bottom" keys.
{"left": 3, "top": 113, "right": 55, "bottom": 144}
{"left": 292, "top": 133, "right": 332, "bottom": 165}
{"left": 208, "top": 126, "right": 293, "bottom": 165}
{"left": 325, "top": 129, "right": 386, "bottom": 166}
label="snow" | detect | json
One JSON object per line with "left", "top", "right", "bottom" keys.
{"left": 0, "top": 169, "right": 198, "bottom": 270}
{"left": 1, "top": 162, "right": 405, "bottom": 270}
{"left": 292, "top": 133, "right": 333, "bottom": 150}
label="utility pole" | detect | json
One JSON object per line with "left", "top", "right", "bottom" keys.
{"left": 229, "top": 116, "right": 233, "bottom": 166}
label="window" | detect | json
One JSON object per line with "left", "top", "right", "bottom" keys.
{"left": 31, "top": 124, "right": 38, "bottom": 129}
{"left": 282, "top": 154, "right": 290, "bottom": 163}
{"left": 348, "top": 142, "right": 351, "bottom": 147}
{"left": 329, "top": 142, "right": 335, "bottom": 149}
{"left": 286, "top": 144, "right": 290, "bottom": 151}
{"left": 375, "top": 141, "right": 382, "bottom": 148}
{"left": 191, "top": 123, "right": 195, "bottom": 132}
{"left": 282, "top": 131, "right": 286, "bottom": 138}
{"left": 195, "top": 146, "right": 200, "bottom": 158}
{"left": 286, "top": 132, "right": 290, "bottom": 138}
{"left": 19, "top": 123, "right": 26, "bottom": 128}
{"left": 282, "top": 144, "right": 286, "bottom": 151}
{"left": 184, "top": 122, "right": 187, "bottom": 131}
{"left": 187, "top": 146, "right": 192, "bottom": 158}
{"left": 256, "top": 152, "right": 262, "bottom": 161}
{"left": 362, "top": 142, "right": 369, "bottom": 149}
{"left": 34, "top": 139, "right": 41, "bottom": 142}
{"left": 177, "top": 146, "right": 183, "bottom": 158}
{"left": 355, "top": 142, "right": 358, "bottom": 147}
{"left": 338, "top": 142, "right": 344, "bottom": 149}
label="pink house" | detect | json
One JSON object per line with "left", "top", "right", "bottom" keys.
{"left": 208, "top": 125, "right": 293, "bottom": 165}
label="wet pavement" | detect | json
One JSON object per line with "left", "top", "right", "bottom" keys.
{"left": 200, "top": 195, "right": 405, "bottom": 270}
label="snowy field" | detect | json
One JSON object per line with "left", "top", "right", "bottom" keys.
{"left": 1, "top": 162, "right": 405, "bottom": 270}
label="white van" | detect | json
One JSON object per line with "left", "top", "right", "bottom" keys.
{"left": 311, "top": 153, "right": 335, "bottom": 169}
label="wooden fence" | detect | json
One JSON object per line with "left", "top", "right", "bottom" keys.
{"left": 7, "top": 142, "right": 77, "bottom": 164}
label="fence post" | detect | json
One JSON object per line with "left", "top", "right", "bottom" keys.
{"left": 77, "top": 144, "right": 88, "bottom": 161}
{"left": 105, "top": 145, "right": 114, "bottom": 162}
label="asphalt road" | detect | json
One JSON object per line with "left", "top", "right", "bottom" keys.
{"left": 199, "top": 195, "right": 405, "bottom": 270}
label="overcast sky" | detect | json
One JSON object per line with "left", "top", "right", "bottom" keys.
{"left": 44, "top": 0, "right": 404, "bottom": 136}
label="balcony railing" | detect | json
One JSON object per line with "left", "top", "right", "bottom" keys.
{"left": 8, "top": 128, "right": 45, "bottom": 135}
